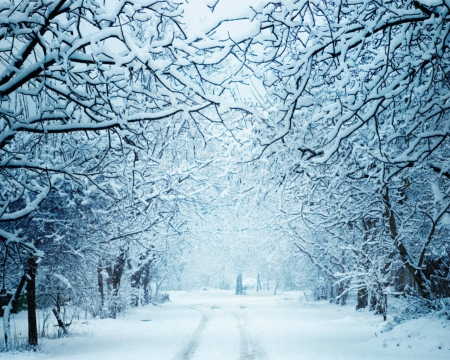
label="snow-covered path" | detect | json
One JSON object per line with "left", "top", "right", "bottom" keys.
{"left": 3, "top": 290, "right": 450, "bottom": 360}
{"left": 171, "top": 297, "right": 266, "bottom": 360}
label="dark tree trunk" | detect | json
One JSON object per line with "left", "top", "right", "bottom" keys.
{"left": 129, "top": 251, "right": 152, "bottom": 306}
{"left": 375, "top": 293, "right": 387, "bottom": 321}
{"left": 335, "top": 281, "right": 348, "bottom": 306}
{"left": 370, "top": 286, "right": 387, "bottom": 321}
{"left": 129, "top": 259, "right": 140, "bottom": 307}
{"left": 369, "top": 290, "right": 377, "bottom": 311}
{"left": 356, "top": 286, "right": 368, "bottom": 310}
{"left": 142, "top": 263, "right": 150, "bottom": 305}
{"left": 383, "top": 188, "right": 429, "bottom": 299}
{"left": 235, "top": 273, "right": 243, "bottom": 295}
{"left": 52, "top": 308, "right": 68, "bottom": 336}
{"left": 12, "top": 275, "right": 26, "bottom": 314}
{"left": 26, "top": 257, "right": 38, "bottom": 347}
{"left": 97, "top": 264, "right": 104, "bottom": 309}
{"left": 106, "top": 247, "right": 128, "bottom": 318}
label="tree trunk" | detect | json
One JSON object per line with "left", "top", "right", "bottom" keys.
{"left": 26, "top": 257, "right": 38, "bottom": 348}
{"left": 256, "top": 273, "right": 261, "bottom": 292}
{"left": 3, "top": 274, "right": 26, "bottom": 350}
{"left": 370, "top": 291, "right": 376, "bottom": 310}
{"left": 106, "top": 247, "right": 128, "bottom": 318}
{"left": 3, "top": 298, "right": 12, "bottom": 350}
{"left": 129, "top": 259, "right": 140, "bottom": 307}
{"left": 235, "top": 273, "right": 243, "bottom": 295}
{"left": 142, "top": 264, "right": 150, "bottom": 305}
{"left": 356, "top": 286, "right": 368, "bottom": 310}
{"left": 370, "top": 285, "right": 387, "bottom": 321}
{"left": 129, "top": 251, "right": 152, "bottom": 306}
{"left": 383, "top": 188, "right": 428, "bottom": 299}
{"left": 335, "top": 281, "right": 348, "bottom": 306}
{"left": 97, "top": 264, "right": 104, "bottom": 309}
{"left": 52, "top": 308, "right": 68, "bottom": 336}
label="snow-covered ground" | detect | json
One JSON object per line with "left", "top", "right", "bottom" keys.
{"left": 2, "top": 290, "right": 449, "bottom": 359}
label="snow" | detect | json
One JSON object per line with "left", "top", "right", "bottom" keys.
{"left": 431, "top": 182, "right": 445, "bottom": 203}
{"left": 443, "top": 213, "right": 450, "bottom": 226}
{"left": 2, "top": 290, "right": 449, "bottom": 360}
{"left": 418, "top": 0, "right": 442, "bottom": 6}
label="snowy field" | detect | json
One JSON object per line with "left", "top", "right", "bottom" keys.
{"left": 2, "top": 290, "right": 449, "bottom": 360}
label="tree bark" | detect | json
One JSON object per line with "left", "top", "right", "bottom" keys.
{"left": 26, "top": 257, "right": 38, "bottom": 348}
{"left": 106, "top": 247, "right": 128, "bottom": 318}
{"left": 142, "top": 263, "right": 150, "bottom": 305}
{"left": 97, "top": 264, "right": 104, "bottom": 309}
{"left": 52, "top": 308, "right": 68, "bottom": 336}
{"left": 3, "top": 274, "right": 26, "bottom": 350}
{"left": 383, "top": 188, "right": 429, "bottom": 299}
{"left": 129, "top": 252, "right": 152, "bottom": 306}
{"left": 335, "top": 281, "right": 348, "bottom": 305}
{"left": 356, "top": 286, "right": 368, "bottom": 310}
{"left": 370, "top": 284, "right": 387, "bottom": 320}
{"left": 235, "top": 273, "right": 243, "bottom": 295}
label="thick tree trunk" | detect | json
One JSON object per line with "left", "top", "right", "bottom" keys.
{"left": 369, "top": 290, "right": 377, "bottom": 311}
{"left": 129, "top": 252, "right": 152, "bottom": 306}
{"left": 356, "top": 286, "right": 368, "bottom": 310}
{"left": 26, "top": 257, "right": 38, "bottom": 348}
{"left": 370, "top": 285, "right": 387, "bottom": 321}
{"left": 106, "top": 247, "right": 128, "bottom": 318}
{"left": 335, "top": 281, "right": 348, "bottom": 306}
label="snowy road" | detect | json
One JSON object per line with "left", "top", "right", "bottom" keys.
{"left": 3, "top": 290, "right": 450, "bottom": 360}
{"left": 171, "top": 301, "right": 266, "bottom": 360}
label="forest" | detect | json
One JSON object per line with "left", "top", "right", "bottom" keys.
{"left": 0, "top": 0, "right": 449, "bottom": 357}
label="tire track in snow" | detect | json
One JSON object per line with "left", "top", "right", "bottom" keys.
{"left": 172, "top": 306, "right": 208, "bottom": 360}
{"left": 233, "top": 311, "right": 266, "bottom": 360}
